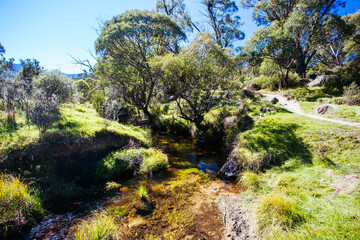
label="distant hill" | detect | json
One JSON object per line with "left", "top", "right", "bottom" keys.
{"left": 11, "top": 63, "right": 86, "bottom": 79}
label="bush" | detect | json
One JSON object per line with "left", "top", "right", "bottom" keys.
{"left": 0, "top": 174, "right": 44, "bottom": 238}
{"left": 95, "top": 148, "right": 168, "bottom": 181}
{"left": 343, "top": 82, "right": 360, "bottom": 105}
{"left": 34, "top": 71, "right": 74, "bottom": 103}
{"left": 74, "top": 213, "right": 119, "bottom": 240}
{"left": 25, "top": 90, "right": 60, "bottom": 136}
{"left": 255, "top": 194, "right": 304, "bottom": 234}
{"left": 255, "top": 74, "right": 279, "bottom": 91}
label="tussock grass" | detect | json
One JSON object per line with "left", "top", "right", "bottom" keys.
{"left": 255, "top": 194, "right": 304, "bottom": 234}
{"left": 96, "top": 148, "right": 168, "bottom": 181}
{"left": 0, "top": 174, "right": 44, "bottom": 237}
{"left": 136, "top": 183, "right": 149, "bottom": 201}
{"left": 238, "top": 171, "right": 262, "bottom": 191}
{"left": 74, "top": 213, "right": 119, "bottom": 240}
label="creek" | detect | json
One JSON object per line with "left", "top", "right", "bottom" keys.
{"left": 26, "top": 133, "right": 229, "bottom": 239}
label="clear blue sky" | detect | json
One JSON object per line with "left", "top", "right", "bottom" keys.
{"left": 0, "top": 0, "right": 359, "bottom": 74}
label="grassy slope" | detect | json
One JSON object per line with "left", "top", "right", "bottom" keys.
{"left": 237, "top": 108, "right": 360, "bottom": 239}
{"left": 0, "top": 103, "right": 151, "bottom": 156}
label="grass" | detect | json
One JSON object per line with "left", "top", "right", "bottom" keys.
{"left": 0, "top": 174, "right": 44, "bottom": 238}
{"left": 95, "top": 148, "right": 168, "bottom": 181}
{"left": 300, "top": 100, "right": 360, "bottom": 122}
{"left": 135, "top": 183, "right": 149, "bottom": 201}
{"left": 0, "top": 103, "right": 151, "bottom": 156}
{"left": 235, "top": 108, "right": 360, "bottom": 239}
{"left": 74, "top": 213, "right": 119, "bottom": 240}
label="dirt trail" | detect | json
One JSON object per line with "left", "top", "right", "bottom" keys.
{"left": 263, "top": 93, "right": 360, "bottom": 128}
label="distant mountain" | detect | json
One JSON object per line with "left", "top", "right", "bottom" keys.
{"left": 11, "top": 63, "right": 86, "bottom": 79}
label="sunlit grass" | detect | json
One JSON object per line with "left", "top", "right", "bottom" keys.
{"left": 74, "top": 213, "right": 119, "bottom": 240}
{"left": 0, "top": 174, "right": 44, "bottom": 237}
{"left": 95, "top": 148, "right": 168, "bottom": 181}
{"left": 236, "top": 108, "right": 360, "bottom": 239}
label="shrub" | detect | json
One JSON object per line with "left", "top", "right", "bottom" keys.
{"left": 0, "top": 174, "right": 44, "bottom": 238}
{"left": 343, "top": 82, "right": 360, "bottom": 105}
{"left": 95, "top": 148, "right": 168, "bottom": 181}
{"left": 255, "top": 74, "right": 278, "bottom": 91}
{"left": 74, "top": 213, "right": 119, "bottom": 240}
{"left": 255, "top": 194, "right": 304, "bottom": 234}
{"left": 25, "top": 90, "right": 60, "bottom": 136}
{"left": 34, "top": 71, "right": 74, "bottom": 103}
{"left": 91, "top": 91, "right": 106, "bottom": 116}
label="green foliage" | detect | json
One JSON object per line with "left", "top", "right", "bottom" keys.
{"left": 255, "top": 194, "right": 304, "bottom": 234}
{"left": 74, "top": 213, "right": 119, "bottom": 240}
{"left": 0, "top": 174, "right": 44, "bottom": 238}
{"left": 153, "top": 34, "right": 234, "bottom": 129}
{"left": 255, "top": 74, "right": 278, "bottom": 91}
{"left": 34, "top": 71, "right": 74, "bottom": 103}
{"left": 95, "top": 10, "right": 186, "bottom": 123}
{"left": 95, "top": 148, "right": 168, "bottom": 181}
{"left": 91, "top": 91, "right": 105, "bottom": 116}
{"left": 284, "top": 88, "right": 330, "bottom": 101}
{"left": 343, "top": 82, "right": 360, "bottom": 105}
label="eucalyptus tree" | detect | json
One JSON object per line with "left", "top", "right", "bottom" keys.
{"left": 201, "top": 0, "right": 245, "bottom": 48}
{"left": 152, "top": 34, "right": 234, "bottom": 130}
{"left": 156, "top": 0, "right": 195, "bottom": 53}
{"left": 95, "top": 10, "right": 186, "bottom": 124}
{"left": 241, "top": 0, "right": 346, "bottom": 77}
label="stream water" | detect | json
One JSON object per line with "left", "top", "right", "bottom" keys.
{"left": 26, "top": 133, "right": 228, "bottom": 239}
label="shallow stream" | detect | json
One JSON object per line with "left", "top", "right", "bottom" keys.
{"left": 27, "top": 133, "right": 229, "bottom": 239}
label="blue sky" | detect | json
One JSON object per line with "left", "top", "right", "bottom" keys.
{"left": 0, "top": 0, "right": 359, "bottom": 74}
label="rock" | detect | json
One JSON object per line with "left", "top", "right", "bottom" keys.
{"left": 219, "top": 158, "right": 242, "bottom": 179}
{"left": 242, "top": 89, "right": 255, "bottom": 98}
{"left": 261, "top": 96, "right": 278, "bottom": 104}
{"left": 247, "top": 83, "right": 260, "bottom": 91}
{"left": 298, "top": 78, "right": 310, "bottom": 87}
{"left": 271, "top": 97, "right": 279, "bottom": 104}
{"left": 316, "top": 105, "right": 336, "bottom": 115}
{"left": 307, "top": 75, "right": 332, "bottom": 87}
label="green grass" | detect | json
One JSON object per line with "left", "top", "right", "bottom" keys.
{"left": 74, "top": 213, "right": 119, "bottom": 240}
{"left": 235, "top": 108, "right": 360, "bottom": 239}
{"left": 0, "top": 174, "right": 44, "bottom": 237}
{"left": 95, "top": 148, "right": 168, "bottom": 181}
{"left": 300, "top": 100, "right": 360, "bottom": 122}
{"left": 0, "top": 103, "right": 151, "bottom": 156}
{"left": 135, "top": 183, "right": 149, "bottom": 201}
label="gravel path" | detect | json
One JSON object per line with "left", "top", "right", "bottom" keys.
{"left": 263, "top": 93, "right": 360, "bottom": 128}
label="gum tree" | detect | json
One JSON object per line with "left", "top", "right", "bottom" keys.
{"left": 152, "top": 34, "right": 233, "bottom": 130}
{"left": 241, "top": 0, "right": 346, "bottom": 77}
{"left": 95, "top": 10, "right": 186, "bottom": 124}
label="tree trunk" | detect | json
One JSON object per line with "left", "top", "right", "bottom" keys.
{"left": 296, "top": 54, "right": 307, "bottom": 78}
{"left": 142, "top": 107, "right": 155, "bottom": 126}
